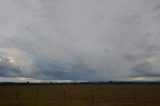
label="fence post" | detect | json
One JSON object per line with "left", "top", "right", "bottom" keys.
{"left": 36, "top": 88, "right": 39, "bottom": 106}
{"left": 16, "top": 88, "right": 19, "bottom": 106}
{"left": 90, "top": 90, "right": 95, "bottom": 106}
{"left": 16, "top": 88, "right": 19, "bottom": 101}
{"left": 133, "top": 91, "right": 137, "bottom": 105}
{"left": 37, "top": 88, "right": 39, "bottom": 101}
{"left": 64, "top": 90, "right": 66, "bottom": 101}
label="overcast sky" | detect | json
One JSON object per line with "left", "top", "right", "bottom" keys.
{"left": 0, "top": 0, "right": 160, "bottom": 82}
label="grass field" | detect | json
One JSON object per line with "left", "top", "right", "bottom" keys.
{"left": 0, "top": 84, "right": 160, "bottom": 106}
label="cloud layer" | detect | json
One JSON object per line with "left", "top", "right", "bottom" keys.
{"left": 0, "top": 0, "right": 160, "bottom": 81}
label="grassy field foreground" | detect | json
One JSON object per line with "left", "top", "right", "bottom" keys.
{"left": 0, "top": 84, "right": 160, "bottom": 106}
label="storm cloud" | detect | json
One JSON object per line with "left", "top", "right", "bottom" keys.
{"left": 131, "top": 62, "right": 160, "bottom": 77}
{"left": 0, "top": 55, "right": 22, "bottom": 77}
{"left": 0, "top": 0, "right": 160, "bottom": 81}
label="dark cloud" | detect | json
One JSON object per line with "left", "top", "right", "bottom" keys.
{"left": 153, "top": 3, "right": 160, "bottom": 11}
{"left": 130, "top": 62, "right": 160, "bottom": 77}
{"left": 0, "top": 56, "right": 22, "bottom": 77}
{"left": 1, "top": 0, "right": 160, "bottom": 81}
{"left": 123, "top": 54, "right": 145, "bottom": 63}
{"left": 32, "top": 57, "right": 98, "bottom": 81}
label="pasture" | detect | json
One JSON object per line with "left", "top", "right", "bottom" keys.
{"left": 0, "top": 84, "right": 160, "bottom": 106}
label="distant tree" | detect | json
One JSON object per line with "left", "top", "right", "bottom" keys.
{"left": 50, "top": 82, "right": 53, "bottom": 84}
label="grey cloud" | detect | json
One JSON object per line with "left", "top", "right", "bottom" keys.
{"left": 153, "top": 3, "right": 160, "bottom": 11}
{"left": 0, "top": 56, "right": 22, "bottom": 77}
{"left": 123, "top": 54, "right": 146, "bottom": 63}
{"left": 123, "top": 44, "right": 160, "bottom": 63}
{"left": 1, "top": 0, "right": 160, "bottom": 81}
{"left": 130, "top": 62, "right": 160, "bottom": 77}
{"left": 32, "top": 57, "right": 99, "bottom": 81}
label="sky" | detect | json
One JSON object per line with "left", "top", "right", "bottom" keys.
{"left": 0, "top": 0, "right": 160, "bottom": 82}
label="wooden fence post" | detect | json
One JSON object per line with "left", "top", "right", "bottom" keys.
{"left": 37, "top": 88, "right": 39, "bottom": 101}
{"left": 36, "top": 88, "right": 39, "bottom": 106}
{"left": 16, "top": 88, "right": 19, "bottom": 106}
{"left": 133, "top": 91, "right": 137, "bottom": 105}
{"left": 64, "top": 90, "right": 66, "bottom": 101}
{"left": 90, "top": 90, "right": 95, "bottom": 106}
{"left": 16, "top": 88, "right": 19, "bottom": 101}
